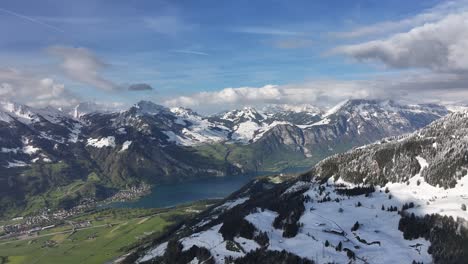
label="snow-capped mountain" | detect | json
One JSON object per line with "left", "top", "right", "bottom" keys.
{"left": 169, "top": 107, "right": 231, "bottom": 145}
{"left": 0, "top": 99, "right": 450, "bottom": 175}
{"left": 0, "top": 99, "right": 452, "bottom": 216}
{"left": 133, "top": 110, "right": 468, "bottom": 264}
{"left": 207, "top": 104, "right": 322, "bottom": 143}
{"left": 252, "top": 99, "right": 449, "bottom": 164}
{"left": 263, "top": 103, "right": 322, "bottom": 125}
{"left": 0, "top": 101, "right": 82, "bottom": 167}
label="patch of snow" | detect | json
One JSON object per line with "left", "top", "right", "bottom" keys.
{"left": 117, "top": 127, "right": 127, "bottom": 134}
{"left": 5, "top": 160, "right": 28, "bottom": 168}
{"left": 120, "top": 141, "right": 132, "bottom": 152}
{"left": 282, "top": 181, "right": 311, "bottom": 195}
{"left": 69, "top": 123, "right": 82, "bottom": 143}
{"left": 234, "top": 237, "right": 260, "bottom": 252}
{"left": 323, "top": 100, "right": 349, "bottom": 118}
{"left": 1, "top": 147, "right": 20, "bottom": 153}
{"left": 0, "top": 101, "right": 39, "bottom": 124}
{"left": 135, "top": 101, "right": 168, "bottom": 115}
{"left": 384, "top": 169, "right": 468, "bottom": 220}
{"left": 86, "top": 136, "right": 116, "bottom": 148}
{"left": 22, "top": 145, "right": 40, "bottom": 155}
{"left": 216, "top": 197, "right": 250, "bottom": 211}
{"left": 298, "top": 118, "right": 330, "bottom": 128}
{"left": 138, "top": 242, "right": 168, "bottom": 263}
{"left": 180, "top": 224, "right": 244, "bottom": 263}
{"left": 162, "top": 131, "right": 192, "bottom": 146}
{"left": 188, "top": 257, "right": 200, "bottom": 264}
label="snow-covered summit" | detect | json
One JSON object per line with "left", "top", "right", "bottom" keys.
{"left": 133, "top": 100, "right": 170, "bottom": 115}
{"left": 263, "top": 104, "right": 322, "bottom": 115}
{"left": 0, "top": 101, "right": 39, "bottom": 124}
{"left": 220, "top": 107, "right": 266, "bottom": 123}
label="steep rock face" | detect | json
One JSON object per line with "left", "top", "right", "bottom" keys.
{"left": 132, "top": 111, "right": 468, "bottom": 264}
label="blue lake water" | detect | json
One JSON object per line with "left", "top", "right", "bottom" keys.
{"left": 109, "top": 167, "right": 309, "bottom": 209}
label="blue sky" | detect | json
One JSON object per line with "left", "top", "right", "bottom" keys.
{"left": 1, "top": 0, "right": 467, "bottom": 113}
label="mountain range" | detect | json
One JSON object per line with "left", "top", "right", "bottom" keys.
{"left": 0, "top": 99, "right": 450, "bottom": 216}
{"left": 129, "top": 110, "right": 468, "bottom": 264}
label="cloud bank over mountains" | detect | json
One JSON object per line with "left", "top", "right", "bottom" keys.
{"left": 334, "top": 13, "right": 468, "bottom": 72}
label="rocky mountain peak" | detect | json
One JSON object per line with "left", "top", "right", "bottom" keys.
{"left": 0, "top": 101, "right": 38, "bottom": 124}
{"left": 263, "top": 104, "right": 322, "bottom": 115}
{"left": 221, "top": 107, "right": 265, "bottom": 124}
{"left": 133, "top": 100, "right": 169, "bottom": 115}
{"left": 170, "top": 107, "right": 200, "bottom": 118}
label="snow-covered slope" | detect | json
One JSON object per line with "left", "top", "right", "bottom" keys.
{"left": 0, "top": 99, "right": 451, "bottom": 174}
{"left": 0, "top": 101, "right": 41, "bottom": 124}
{"left": 169, "top": 107, "right": 230, "bottom": 145}
{"left": 134, "top": 111, "right": 468, "bottom": 264}
{"left": 0, "top": 99, "right": 457, "bottom": 218}
{"left": 0, "top": 101, "right": 83, "bottom": 168}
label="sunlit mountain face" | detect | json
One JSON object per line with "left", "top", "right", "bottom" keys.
{"left": 1, "top": 0, "right": 468, "bottom": 263}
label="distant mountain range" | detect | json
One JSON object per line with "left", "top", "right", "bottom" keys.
{"left": 0, "top": 99, "right": 451, "bottom": 216}
{"left": 131, "top": 110, "right": 468, "bottom": 264}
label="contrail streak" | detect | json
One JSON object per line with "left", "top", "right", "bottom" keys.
{"left": 0, "top": 7, "right": 65, "bottom": 33}
{"left": 171, "top": 49, "right": 209, "bottom": 56}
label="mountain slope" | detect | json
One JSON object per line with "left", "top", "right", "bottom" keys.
{"left": 0, "top": 99, "right": 451, "bottom": 217}
{"left": 0, "top": 101, "right": 240, "bottom": 216}
{"left": 131, "top": 111, "right": 468, "bottom": 264}
{"left": 221, "top": 99, "right": 449, "bottom": 171}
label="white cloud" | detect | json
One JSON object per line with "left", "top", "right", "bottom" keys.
{"left": 334, "top": 0, "right": 468, "bottom": 38}
{"left": 334, "top": 12, "right": 468, "bottom": 72}
{"left": 164, "top": 82, "right": 376, "bottom": 113}
{"left": 0, "top": 68, "right": 79, "bottom": 107}
{"left": 48, "top": 46, "right": 118, "bottom": 91}
{"left": 164, "top": 71, "right": 468, "bottom": 113}
{"left": 165, "top": 85, "right": 282, "bottom": 108}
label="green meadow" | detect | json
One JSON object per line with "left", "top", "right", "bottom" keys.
{"left": 0, "top": 201, "right": 215, "bottom": 264}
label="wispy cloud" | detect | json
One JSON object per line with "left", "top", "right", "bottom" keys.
{"left": 171, "top": 49, "right": 209, "bottom": 56}
{"left": 0, "top": 7, "right": 64, "bottom": 33}
{"left": 232, "top": 26, "right": 306, "bottom": 36}
{"left": 37, "top": 16, "right": 104, "bottom": 25}
{"left": 48, "top": 46, "right": 118, "bottom": 91}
